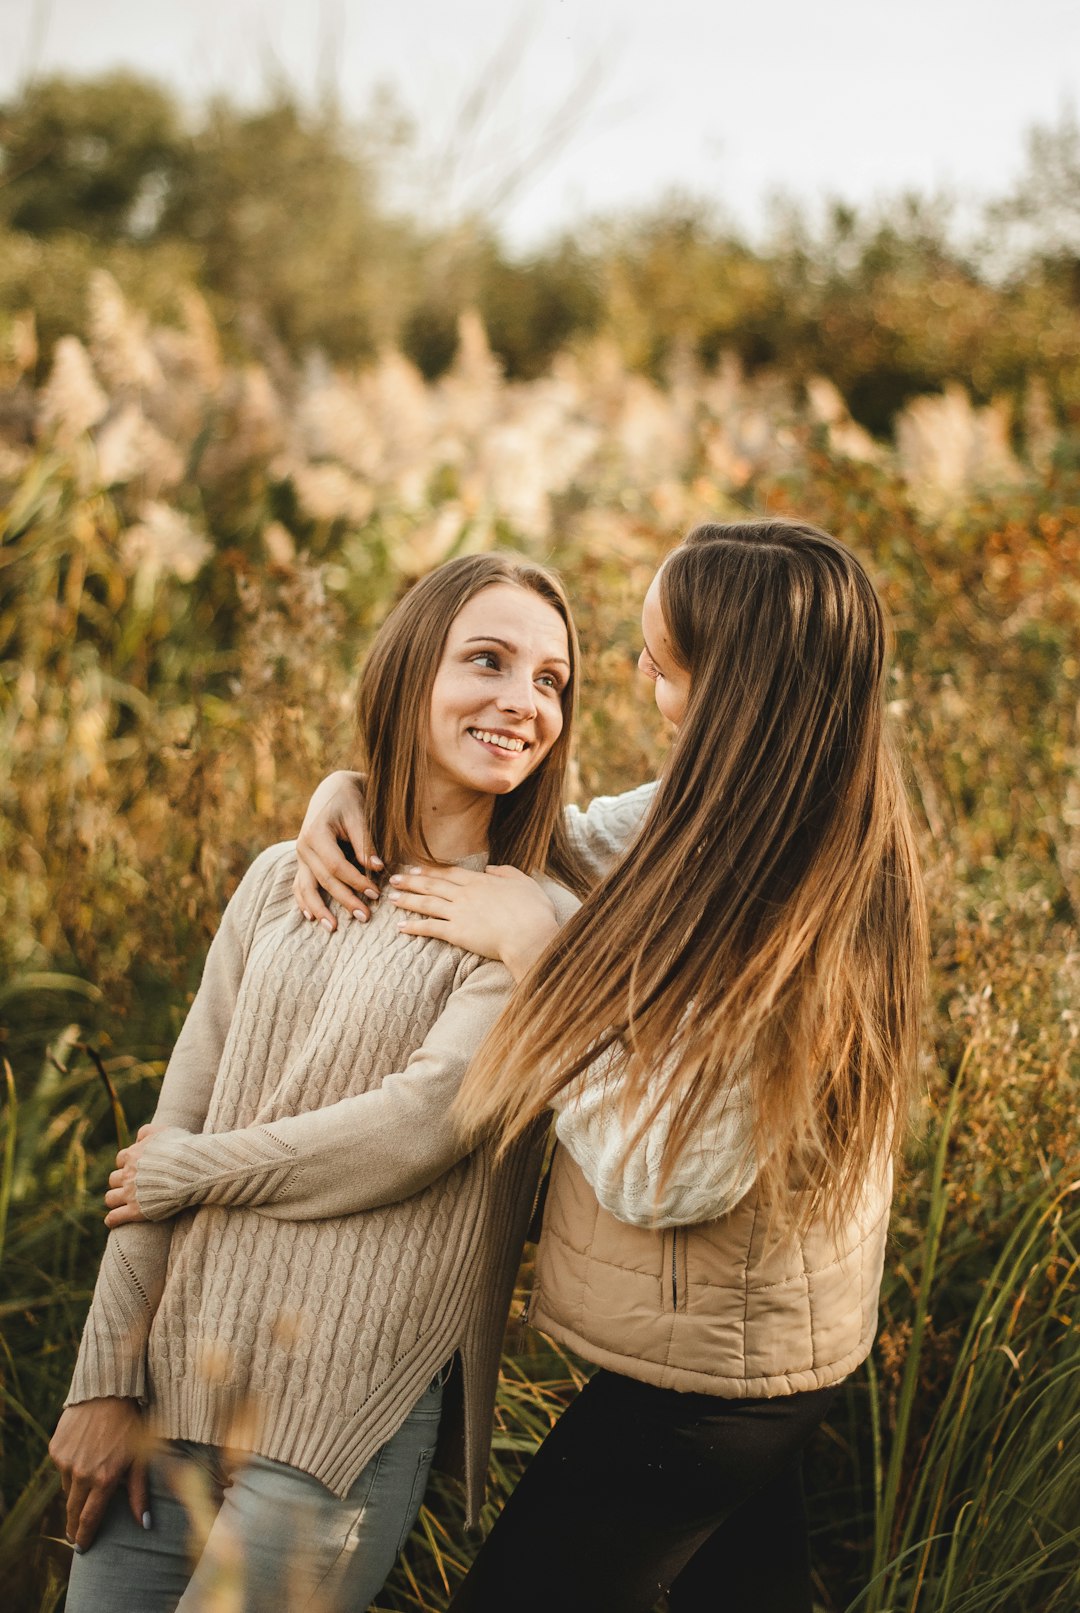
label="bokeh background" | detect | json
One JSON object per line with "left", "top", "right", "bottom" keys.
{"left": 1, "top": 3, "right": 1079, "bottom": 1609}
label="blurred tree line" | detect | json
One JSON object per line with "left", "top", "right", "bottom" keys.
{"left": 2, "top": 71, "right": 1079, "bottom": 435}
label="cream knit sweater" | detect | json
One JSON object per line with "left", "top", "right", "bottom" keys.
{"left": 68, "top": 841, "right": 577, "bottom": 1521}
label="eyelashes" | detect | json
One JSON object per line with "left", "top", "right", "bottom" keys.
{"left": 467, "top": 652, "right": 564, "bottom": 691}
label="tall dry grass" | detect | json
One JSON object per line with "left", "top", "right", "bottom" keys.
{"left": 1, "top": 283, "right": 1078, "bottom": 1610}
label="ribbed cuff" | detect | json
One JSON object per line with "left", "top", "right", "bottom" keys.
{"left": 67, "top": 1345, "right": 146, "bottom": 1406}
{"left": 65, "top": 1240, "right": 152, "bottom": 1405}
{"left": 136, "top": 1127, "right": 297, "bottom": 1218}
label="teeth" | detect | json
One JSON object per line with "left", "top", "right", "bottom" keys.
{"left": 470, "top": 729, "right": 525, "bottom": 752}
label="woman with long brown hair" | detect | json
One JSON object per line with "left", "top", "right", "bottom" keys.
{"left": 51, "top": 553, "right": 587, "bottom": 1613}
{"left": 291, "top": 520, "right": 927, "bottom": 1612}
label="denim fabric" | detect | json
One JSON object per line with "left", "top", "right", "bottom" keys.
{"left": 65, "top": 1371, "right": 444, "bottom": 1613}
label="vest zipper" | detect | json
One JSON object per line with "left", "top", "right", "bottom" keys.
{"left": 671, "top": 1228, "right": 679, "bottom": 1310}
{"left": 514, "top": 1289, "right": 533, "bottom": 1350}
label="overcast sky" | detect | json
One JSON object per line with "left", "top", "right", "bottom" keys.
{"left": 1, "top": 0, "right": 1077, "bottom": 248}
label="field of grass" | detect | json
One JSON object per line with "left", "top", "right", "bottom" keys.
{"left": 1, "top": 282, "right": 1078, "bottom": 1610}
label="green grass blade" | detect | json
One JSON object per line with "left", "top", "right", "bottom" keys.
{"left": 0, "top": 1060, "right": 16, "bottom": 1271}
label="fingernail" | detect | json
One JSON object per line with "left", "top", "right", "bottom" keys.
{"left": 320, "top": 918, "right": 334, "bottom": 932}
{"left": 74, "top": 1544, "right": 85, "bottom": 1555}
{"left": 389, "top": 875, "right": 402, "bottom": 885}
{"left": 407, "top": 866, "right": 422, "bottom": 874}
{"left": 369, "top": 858, "right": 384, "bottom": 870}
{"left": 351, "top": 909, "right": 368, "bottom": 922}
{"left": 142, "top": 1510, "right": 152, "bottom": 1531}
{"left": 302, "top": 910, "right": 313, "bottom": 922}
{"left": 364, "top": 888, "right": 379, "bottom": 902}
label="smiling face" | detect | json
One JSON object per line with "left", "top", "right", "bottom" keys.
{"left": 639, "top": 569, "right": 692, "bottom": 726}
{"left": 426, "top": 583, "right": 571, "bottom": 801}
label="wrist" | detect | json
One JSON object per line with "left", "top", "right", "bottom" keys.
{"left": 132, "top": 1127, "right": 194, "bottom": 1219}
{"left": 502, "top": 911, "right": 561, "bottom": 982}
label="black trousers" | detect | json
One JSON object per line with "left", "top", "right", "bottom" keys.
{"left": 449, "top": 1369, "right": 841, "bottom": 1613}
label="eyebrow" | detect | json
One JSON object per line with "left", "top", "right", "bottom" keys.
{"left": 464, "top": 636, "right": 571, "bottom": 670}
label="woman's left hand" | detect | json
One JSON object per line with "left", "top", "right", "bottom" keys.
{"left": 103, "top": 1124, "right": 164, "bottom": 1227}
{"left": 389, "top": 865, "right": 562, "bottom": 980}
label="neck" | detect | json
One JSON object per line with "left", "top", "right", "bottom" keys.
{"left": 418, "top": 784, "right": 494, "bottom": 864}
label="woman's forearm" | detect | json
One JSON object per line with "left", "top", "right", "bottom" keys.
{"left": 65, "top": 1223, "right": 173, "bottom": 1405}
{"left": 499, "top": 905, "right": 564, "bottom": 981}
{"left": 134, "top": 957, "right": 515, "bottom": 1222}
{"left": 562, "top": 781, "right": 659, "bottom": 882}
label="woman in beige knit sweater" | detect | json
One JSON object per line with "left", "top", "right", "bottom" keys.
{"left": 50, "top": 553, "right": 588, "bottom": 1613}
{"left": 292, "top": 520, "right": 928, "bottom": 1613}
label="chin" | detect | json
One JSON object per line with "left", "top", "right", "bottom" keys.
{"left": 451, "top": 761, "right": 525, "bottom": 797}
{"left": 475, "top": 769, "right": 525, "bottom": 796}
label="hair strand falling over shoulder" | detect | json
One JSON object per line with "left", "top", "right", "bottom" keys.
{"left": 456, "top": 520, "right": 928, "bottom": 1237}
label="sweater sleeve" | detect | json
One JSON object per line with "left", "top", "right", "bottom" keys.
{"left": 65, "top": 844, "right": 287, "bottom": 1406}
{"left": 131, "top": 955, "right": 517, "bottom": 1223}
{"left": 563, "top": 782, "right": 657, "bottom": 883}
{"left": 550, "top": 1049, "right": 758, "bottom": 1230}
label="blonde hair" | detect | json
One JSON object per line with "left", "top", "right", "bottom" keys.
{"left": 455, "top": 521, "right": 927, "bottom": 1233}
{"left": 358, "top": 553, "right": 588, "bottom": 896}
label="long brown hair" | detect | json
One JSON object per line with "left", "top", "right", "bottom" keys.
{"left": 456, "top": 520, "right": 927, "bottom": 1232}
{"left": 358, "top": 553, "right": 588, "bottom": 896}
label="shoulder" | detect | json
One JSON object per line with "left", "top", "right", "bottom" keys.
{"left": 238, "top": 839, "right": 297, "bottom": 896}
{"left": 225, "top": 840, "right": 298, "bottom": 929}
{"left": 246, "top": 839, "right": 298, "bottom": 879}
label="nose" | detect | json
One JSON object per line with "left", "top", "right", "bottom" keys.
{"left": 637, "top": 648, "right": 654, "bottom": 678}
{"left": 496, "top": 671, "right": 537, "bottom": 719}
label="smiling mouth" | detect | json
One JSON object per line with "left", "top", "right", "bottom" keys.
{"left": 468, "top": 728, "right": 529, "bottom": 754}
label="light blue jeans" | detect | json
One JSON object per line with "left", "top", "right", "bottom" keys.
{"left": 64, "top": 1372, "right": 444, "bottom": 1613}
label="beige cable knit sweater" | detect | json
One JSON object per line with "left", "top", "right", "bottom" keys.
{"left": 67, "top": 840, "right": 578, "bottom": 1522}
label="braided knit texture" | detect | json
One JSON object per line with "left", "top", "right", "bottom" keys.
{"left": 68, "top": 843, "right": 574, "bottom": 1518}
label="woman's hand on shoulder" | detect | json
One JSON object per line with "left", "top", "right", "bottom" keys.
{"left": 390, "top": 865, "right": 563, "bottom": 980}
{"left": 49, "top": 1396, "right": 149, "bottom": 1551}
{"left": 293, "top": 770, "right": 382, "bottom": 932}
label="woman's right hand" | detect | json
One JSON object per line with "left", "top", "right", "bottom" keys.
{"left": 293, "top": 770, "right": 382, "bottom": 931}
{"left": 390, "top": 864, "right": 563, "bottom": 980}
{"left": 49, "top": 1397, "right": 149, "bottom": 1551}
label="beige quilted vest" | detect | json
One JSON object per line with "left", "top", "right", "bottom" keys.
{"left": 530, "top": 1144, "right": 892, "bottom": 1396}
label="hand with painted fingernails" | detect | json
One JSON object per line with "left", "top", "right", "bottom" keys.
{"left": 49, "top": 1397, "right": 151, "bottom": 1552}
{"left": 292, "top": 770, "right": 383, "bottom": 932}
{"left": 389, "top": 863, "right": 562, "bottom": 981}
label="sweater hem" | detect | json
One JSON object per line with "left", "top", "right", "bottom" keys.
{"left": 148, "top": 1318, "right": 470, "bottom": 1502}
